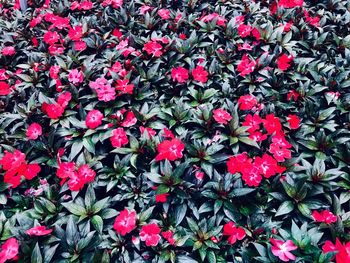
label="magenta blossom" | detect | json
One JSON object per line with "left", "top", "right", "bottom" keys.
{"left": 270, "top": 238, "right": 297, "bottom": 262}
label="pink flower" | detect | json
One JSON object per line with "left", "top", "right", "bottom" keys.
{"left": 86, "top": 110, "right": 104, "bottom": 129}
{"left": 49, "top": 66, "right": 60, "bottom": 79}
{"left": 110, "top": 128, "right": 128, "bottom": 148}
{"left": 113, "top": 209, "right": 137, "bottom": 236}
{"left": 192, "top": 66, "right": 208, "bottom": 83}
{"left": 90, "top": 77, "right": 116, "bottom": 102}
{"left": 158, "top": 9, "right": 171, "bottom": 19}
{"left": 26, "top": 226, "right": 53, "bottom": 236}
{"left": 77, "top": 164, "right": 96, "bottom": 184}
{"left": 0, "top": 238, "right": 19, "bottom": 263}
{"left": 68, "top": 69, "right": 84, "bottom": 85}
{"left": 171, "top": 67, "right": 189, "bottom": 83}
{"left": 223, "top": 222, "right": 246, "bottom": 245}
{"left": 270, "top": 239, "right": 297, "bottom": 262}
{"left": 213, "top": 108, "right": 232, "bottom": 125}
{"left": 26, "top": 123, "right": 42, "bottom": 140}
{"left": 140, "top": 5, "right": 153, "bottom": 15}
{"left": 1, "top": 46, "right": 16, "bottom": 56}
{"left": 140, "top": 223, "right": 161, "bottom": 246}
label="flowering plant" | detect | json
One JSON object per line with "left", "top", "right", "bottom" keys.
{"left": 0, "top": 0, "right": 349, "bottom": 262}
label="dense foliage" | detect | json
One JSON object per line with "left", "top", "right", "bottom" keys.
{"left": 1, "top": 0, "right": 350, "bottom": 262}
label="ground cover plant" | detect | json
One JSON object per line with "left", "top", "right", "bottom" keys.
{"left": 0, "top": 0, "right": 350, "bottom": 262}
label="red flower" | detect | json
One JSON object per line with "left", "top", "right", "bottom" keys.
{"left": 67, "top": 172, "right": 85, "bottom": 191}
{"left": 42, "top": 102, "right": 64, "bottom": 119}
{"left": 0, "top": 238, "right": 19, "bottom": 263}
{"left": 116, "top": 79, "right": 134, "bottom": 95}
{"left": 57, "top": 162, "right": 76, "bottom": 179}
{"left": 237, "top": 24, "right": 253, "bottom": 37}
{"left": 192, "top": 66, "right": 208, "bottom": 83}
{"left": 0, "top": 82, "right": 11, "bottom": 96}
{"left": 162, "top": 230, "right": 175, "bottom": 245}
{"left": 114, "top": 209, "right": 137, "bottom": 236}
{"left": 269, "top": 144, "right": 291, "bottom": 162}
{"left": 237, "top": 54, "right": 256, "bottom": 77}
{"left": 287, "top": 90, "right": 300, "bottom": 101}
{"left": 77, "top": 164, "right": 96, "bottom": 184}
{"left": 213, "top": 108, "right": 232, "bottom": 125}
{"left": 43, "top": 31, "right": 60, "bottom": 45}
{"left": 156, "top": 193, "right": 169, "bottom": 203}
{"left": 241, "top": 163, "right": 262, "bottom": 187}
{"left": 140, "top": 223, "right": 161, "bottom": 246}
{"left": 238, "top": 95, "right": 257, "bottom": 110}
{"left": 121, "top": 111, "right": 137, "bottom": 127}
{"left": 287, "top": 115, "right": 300, "bottom": 129}
{"left": 0, "top": 150, "right": 40, "bottom": 188}
{"left": 86, "top": 110, "right": 104, "bottom": 129}
{"left": 262, "top": 114, "right": 282, "bottom": 135}
{"left": 223, "top": 222, "right": 246, "bottom": 245}
{"left": 312, "top": 210, "right": 337, "bottom": 224}
{"left": 110, "top": 128, "right": 128, "bottom": 148}
{"left": 242, "top": 114, "right": 262, "bottom": 132}
{"left": 26, "top": 226, "right": 53, "bottom": 236}
{"left": 322, "top": 238, "right": 350, "bottom": 262}
{"left": 227, "top": 153, "right": 250, "bottom": 175}
{"left": 155, "top": 138, "right": 185, "bottom": 161}
{"left": 171, "top": 67, "right": 189, "bottom": 83}
{"left": 140, "top": 126, "right": 156, "bottom": 138}
{"left": 278, "top": 0, "right": 303, "bottom": 8}
{"left": 68, "top": 26, "right": 83, "bottom": 41}
{"left": 277, "top": 54, "right": 293, "bottom": 71}
{"left": 74, "top": 41, "right": 87, "bottom": 51}
{"left": 270, "top": 238, "right": 297, "bottom": 262}
{"left": 254, "top": 154, "right": 281, "bottom": 178}
{"left": 143, "top": 41, "right": 163, "bottom": 57}
{"left": 26, "top": 123, "right": 42, "bottom": 140}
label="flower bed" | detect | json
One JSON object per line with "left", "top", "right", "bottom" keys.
{"left": 0, "top": 0, "right": 350, "bottom": 262}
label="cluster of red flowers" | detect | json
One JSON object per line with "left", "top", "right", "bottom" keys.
{"left": 42, "top": 91, "right": 72, "bottom": 119}
{"left": 323, "top": 239, "right": 350, "bottom": 262}
{"left": 171, "top": 66, "right": 208, "bottom": 83}
{"left": 113, "top": 209, "right": 175, "bottom": 247}
{"left": 0, "top": 150, "right": 41, "bottom": 188}
{"left": 227, "top": 111, "right": 299, "bottom": 186}
{"left": 56, "top": 162, "right": 96, "bottom": 191}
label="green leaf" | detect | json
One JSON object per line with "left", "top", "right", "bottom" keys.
{"left": 275, "top": 201, "right": 294, "bottom": 217}
{"left": 91, "top": 215, "right": 103, "bottom": 234}
{"left": 31, "top": 243, "right": 43, "bottom": 263}
{"left": 62, "top": 202, "right": 86, "bottom": 216}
